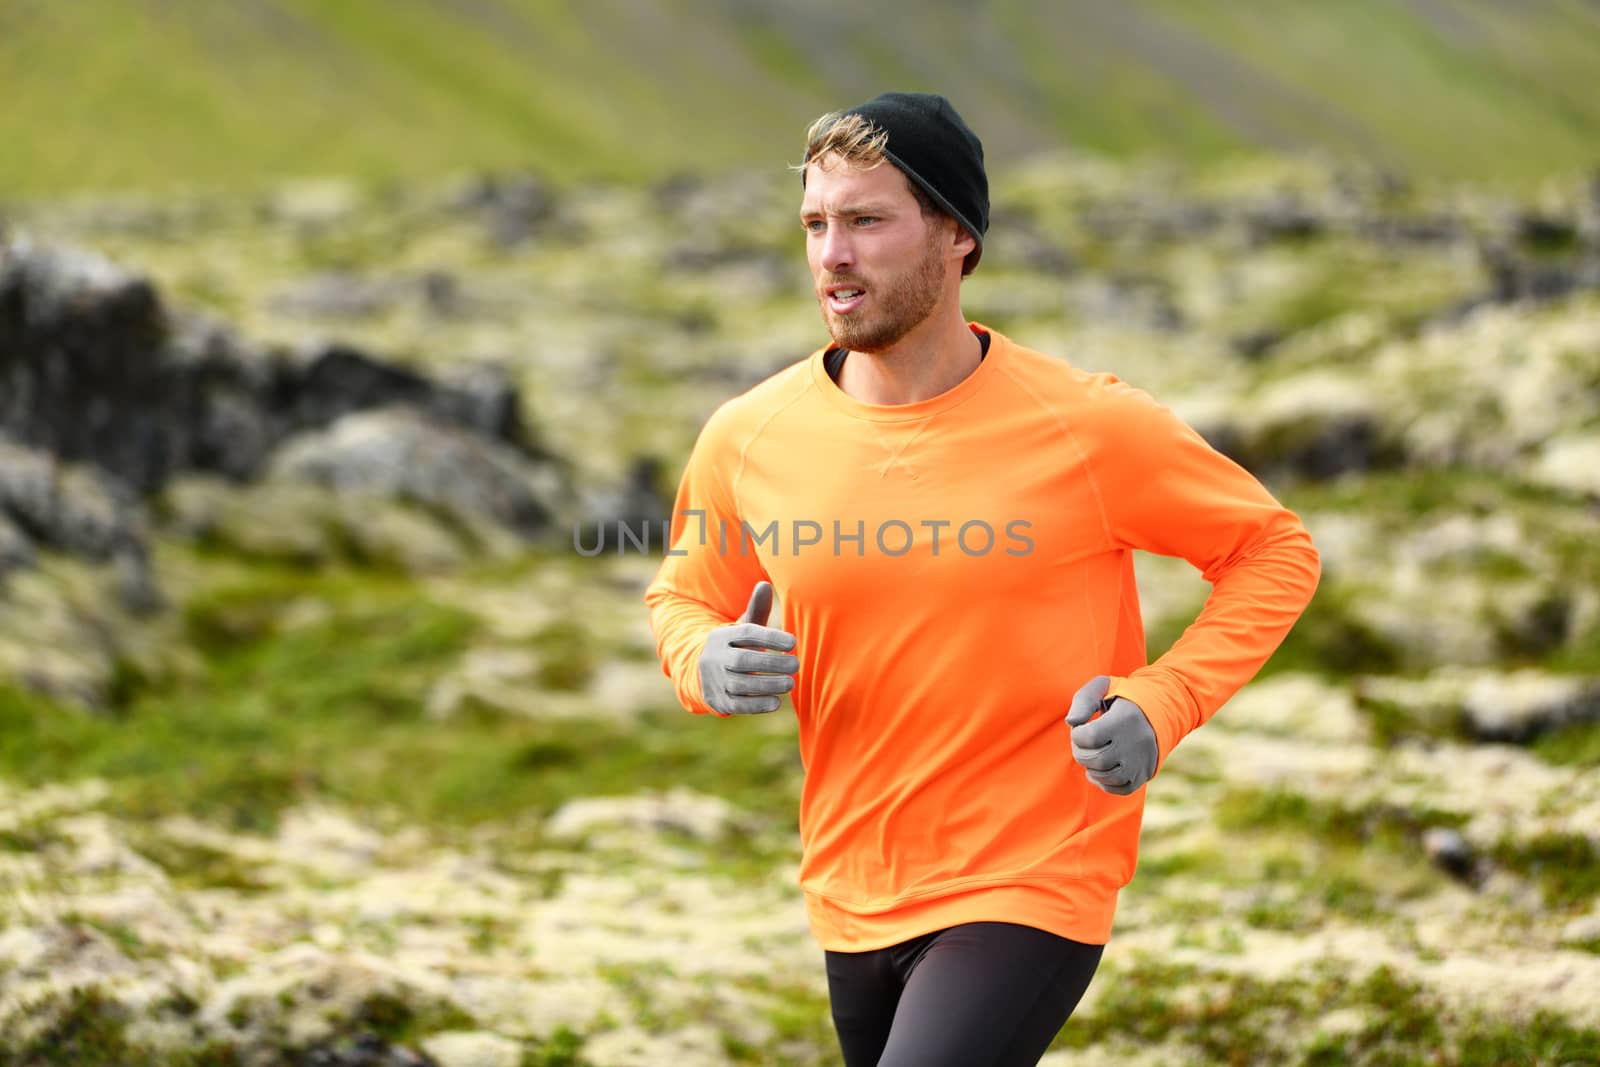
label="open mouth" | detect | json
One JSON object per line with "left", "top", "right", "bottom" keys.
{"left": 826, "top": 287, "right": 866, "bottom": 314}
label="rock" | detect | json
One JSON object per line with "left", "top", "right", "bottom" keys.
{"left": 294, "top": 1034, "right": 437, "bottom": 1067}
{"left": 202, "top": 945, "right": 455, "bottom": 1053}
{"left": 0, "top": 510, "right": 33, "bottom": 574}
{"left": 1527, "top": 434, "right": 1600, "bottom": 499}
{"left": 160, "top": 476, "right": 472, "bottom": 572}
{"left": 267, "top": 408, "right": 557, "bottom": 541}
{"left": 449, "top": 173, "right": 558, "bottom": 248}
{"left": 420, "top": 1031, "right": 524, "bottom": 1067}
{"left": 1209, "top": 674, "right": 1369, "bottom": 745}
{"left": 425, "top": 362, "right": 540, "bottom": 454}
{"left": 0, "top": 436, "right": 158, "bottom": 611}
{"left": 1242, "top": 193, "right": 1325, "bottom": 245}
{"left": 1559, "top": 908, "right": 1600, "bottom": 949}
{"left": 162, "top": 477, "right": 341, "bottom": 563}
{"left": 1460, "top": 671, "right": 1600, "bottom": 743}
{"left": 0, "top": 437, "right": 146, "bottom": 559}
{"left": 1, "top": 236, "right": 557, "bottom": 505}
{"left": 288, "top": 343, "right": 420, "bottom": 432}
{"left": 0, "top": 237, "right": 176, "bottom": 490}
{"left": 1357, "top": 669, "right": 1600, "bottom": 745}
{"left": 1212, "top": 372, "right": 1398, "bottom": 481}
{"left": 1421, "top": 827, "right": 1476, "bottom": 883}
{"left": 270, "top": 272, "right": 405, "bottom": 321}
{"left": 571, "top": 455, "right": 671, "bottom": 557}
{"left": 336, "top": 495, "right": 472, "bottom": 573}
{"left": 545, "top": 789, "right": 748, "bottom": 844}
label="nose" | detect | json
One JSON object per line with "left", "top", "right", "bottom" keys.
{"left": 819, "top": 223, "right": 854, "bottom": 274}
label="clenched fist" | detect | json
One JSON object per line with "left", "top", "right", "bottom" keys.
{"left": 696, "top": 581, "right": 800, "bottom": 715}
{"left": 1065, "top": 675, "right": 1158, "bottom": 795}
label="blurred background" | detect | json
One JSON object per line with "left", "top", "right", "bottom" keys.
{"left": 2, "top": 2, "right": 1599, "bottom": 1065}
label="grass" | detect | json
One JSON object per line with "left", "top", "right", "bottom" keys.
{"left": 1214, "top": 787, "right": 1470, "bottom": 848}
{"left": 0, "top": 561, "right": 805, "bottom": 836}
{"left": 0, "top": 984, "right": 499, "bottom": 1066}
{"left": 1490, "top": 831, "right": 1600, "bottom": 910}
{"left": 1, "top": 986, "right": 242, "bottom": 1067}
{"left": 1053, "top": 957, "right": 1600, "bottom": 1065}
{"left": 1256, "top": 583, "right": 1404, "bottom": 679}
{"left": 4, "top": 2, "right": 1600, "bottom": 198}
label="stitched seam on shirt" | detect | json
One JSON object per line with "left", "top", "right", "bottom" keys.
{"left": 871, "top": 418, "right": 936, "bottom": 478}
{"left": 732, "top": 377, "right": 816, "bottom": 524}
{"left": 995, "top": 363, "right": 1114, "bottom": 548}
{"left": 996, "top": 361, "right": 1116, "bottom": 663}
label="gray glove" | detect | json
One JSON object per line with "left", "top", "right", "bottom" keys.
{"left": 697, "top": 581, "right": 800, "bottom": 715}
{"left": 1065, "top": 675, "right": 1158, "bottom": 795}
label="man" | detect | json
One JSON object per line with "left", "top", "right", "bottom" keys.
{"left": 643, "top": 91, "right": 1320, "bottom": 1066}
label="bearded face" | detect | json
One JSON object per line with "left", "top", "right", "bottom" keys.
{"left": 801, "top": 157, "right": 959, "bottom": 355}
{"left": 817, "top": 224, "right": 944, "bottom": 353}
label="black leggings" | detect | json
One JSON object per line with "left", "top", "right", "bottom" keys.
{"left": 824, "top": 921, "right": 1104, "bottom": 1067}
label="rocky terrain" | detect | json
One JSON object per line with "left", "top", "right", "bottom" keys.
{"left": 2, "top": 156, "right": 1598, "bottom": 1065}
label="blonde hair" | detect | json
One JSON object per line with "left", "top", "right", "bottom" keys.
{"left": 793, "top": 111, "right": 943, "bottom": 222}
{"left": 797, "top": 111, "right": 891, "bottom": 171}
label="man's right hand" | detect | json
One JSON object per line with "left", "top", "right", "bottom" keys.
{"left": 697, "top": 581, "right": 800, "bottom": 715}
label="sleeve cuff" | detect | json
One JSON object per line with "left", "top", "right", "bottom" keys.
{"left": 1104, "top": 674, "right": 1187, "bottom": 775}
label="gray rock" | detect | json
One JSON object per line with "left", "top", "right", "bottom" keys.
{"left": 1212, "top": 372, "right": 1401, "bottom": 481}
{"left": 267, "top": 408, "right": 556, "bottom": 540}
{"left": 0, "top": 510, "right": 34, "bottom": 574}
{"left": 1, "top": 236, "right": 553, "bottom": 495}
{"left": 571, "top": 455, "right": 671, "bottom": 557}
{"left": 450, "top": 172, "right": 558, "bottom": 248}
{"left": 294, "top": 1035, "right": 437, "bottom": 1067}
{"left": 161, "top": 476, "right": 473, "bottom": 573}
{"left": 1421, "top": 827, "right": 1476, "bottom": 883}
{"left": 1461, "top": 671, "right": 1600, "bottom": 743}
{"left": 0, "top": 237, "right": 179, "bottom": 491}
{"left": 269, "top": 272, "right": 405, "bottom": 321}
{"left": 0, "top": 436, "right": 146, "bottom": 561}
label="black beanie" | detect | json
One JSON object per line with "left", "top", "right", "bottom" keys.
{"left": 804, "top": 91, "right": 989, "bottom": 273}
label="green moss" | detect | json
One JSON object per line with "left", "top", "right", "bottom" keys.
{"left": 0, "top": 820, "right": 66, "bottom": 852}
{"left": 1, "top": 987, "right": 241, "bottom": 1067}
{"left": 519, "top": 1027, "right": 588, "bottom": 1067}
{"left": 530, "top": 619, "right": 598, "bottom": 692}
{"left": 1052, "top": 957, "right": 1600, "bottom": 1063}
{"left": 1215, "top": 787, "right": 1468, "bottom": 846}
{"left": 346, "top": 991, "right": 477, "bottom": 1043}
{"left": 1354, "top": 693, "right": 1468, "bottom": 748}
{"left": 63, "top": 914, "right": 147, "bottom": 958}
{"left": 129, "top": 834, "right": 272, "bottom": 893}
{"left": 1490, "top": 831, "right": 1600, "bottom": 910}
{"left": 1260, "top": 585, "right": 1404, "bottom": 678}
{"left": 1138, "top": 847, "right": 1229, "bottom": 880}
{"left": 1531, "top": 720, "right": 1600, "bottom": 768}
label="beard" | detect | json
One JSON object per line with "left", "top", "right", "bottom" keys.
{"left": 819, "top": 232, "right": 944, "bottom": 353}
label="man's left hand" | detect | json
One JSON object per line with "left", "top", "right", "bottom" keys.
{"left": 1065, "top": 676, "right": 1158, "bottom": 795}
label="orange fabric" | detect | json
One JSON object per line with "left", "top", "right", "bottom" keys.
{"left": 643, "top": 324, "right": 1321, "bottom": 952}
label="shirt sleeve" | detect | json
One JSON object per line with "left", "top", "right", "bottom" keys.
{"left": 643, "top": 402, "right": 772, "bottom": 717}
{"left": 1087, "top": 376, "right": 1322, "bottom": 773}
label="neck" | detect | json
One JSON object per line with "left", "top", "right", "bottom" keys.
{"left": 837, "top": 304, "right": 982, "bottom": 406}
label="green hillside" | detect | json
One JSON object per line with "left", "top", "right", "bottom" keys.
{"left": 2, "top": 0, "right": 1599, "bottom": 197}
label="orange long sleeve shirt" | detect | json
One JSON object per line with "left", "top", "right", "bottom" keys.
{"left": 643, "top": 324, "right": 1321, "bottom": 952}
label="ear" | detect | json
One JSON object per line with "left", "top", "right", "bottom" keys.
{"left": 948, "top": 220, "right": 976, "bottom": 263}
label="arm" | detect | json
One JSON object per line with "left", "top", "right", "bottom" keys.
{"left": 643, "top": 404, "right": 783, "bottom": 717}
{"left": 1090, "top": 378, "right": 1322, "bottom": 775}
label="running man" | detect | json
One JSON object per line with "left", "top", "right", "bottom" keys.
{"left": 643, "top": 91, "right": 1321, "bottom": 1066}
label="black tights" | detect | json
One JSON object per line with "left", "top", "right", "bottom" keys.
{"left": 823, "top": 921, "right": 1104, "bottom": 1067}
